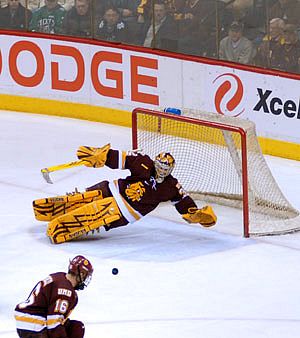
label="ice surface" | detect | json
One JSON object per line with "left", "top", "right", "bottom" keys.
{"left": 1, "top": 111, "right": 300, "bottom": 338}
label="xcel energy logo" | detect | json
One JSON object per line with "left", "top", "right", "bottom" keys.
{"left": 213, "top": 73, "right": 245, "bottom": 117}
{"left": 254, "top": 88, "right": 300, "bottom": 118}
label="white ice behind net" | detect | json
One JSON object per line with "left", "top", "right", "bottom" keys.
{"left": 135, "top": 109, "right": 300, "bottom": 236}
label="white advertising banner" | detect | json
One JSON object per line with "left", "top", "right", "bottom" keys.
{"left": 0, "top": 33, "right": 299, "bottom": 143}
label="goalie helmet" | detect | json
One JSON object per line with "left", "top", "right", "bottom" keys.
{"left": 68, "top": 255, "right": 93, "bottom": 290}
{"left": 154, "top": 152, "right": 175, "bottom": 183}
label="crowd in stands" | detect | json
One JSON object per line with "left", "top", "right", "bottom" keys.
{"left": 0, "top": 0, "right": 300, "bottom": 74}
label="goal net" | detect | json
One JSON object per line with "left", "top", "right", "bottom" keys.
{"left": 132, "top": 107, "right": 300, "bottom": 237}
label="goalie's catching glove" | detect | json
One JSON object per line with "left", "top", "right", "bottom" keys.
{"left": 182, "top": 206, "right": 217, "bottom": 227}
{"left": 77, "top": 143, "right": 111, "bottom": 168}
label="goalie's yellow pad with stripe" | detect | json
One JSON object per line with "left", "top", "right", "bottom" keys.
{"left": 182, "top": 205, "right": 217, "bottom": 227}
{"left": 33, "top": 190, "right": 103, "bottom": 222}
{"left": 47, "top": 197, "right": 122, "bottom": 244}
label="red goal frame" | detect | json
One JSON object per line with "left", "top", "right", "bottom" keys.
{"left": 132, "top": 108, "right": 250, "bottom": 237}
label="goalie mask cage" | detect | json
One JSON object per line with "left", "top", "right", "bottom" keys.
{"left": 132, "top": 108, "right": 300, "bottom": 237}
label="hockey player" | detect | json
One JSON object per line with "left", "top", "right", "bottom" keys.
{"left": 29, "top": 0, "right": 65, "bottom": 34}
{"left": 33, "top": 144, "right": 217, "bottom": 243}
{"left": 15, "top": 255, "right": 93, "bottom": 338}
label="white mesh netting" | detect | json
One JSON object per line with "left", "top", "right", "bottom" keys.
{"left": 133, "top": 108, "right": 300, "bottom": 236}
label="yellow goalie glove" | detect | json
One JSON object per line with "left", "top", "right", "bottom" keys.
{"left": 182, "top": 206, "right": 217, "bottom": 227}
{"left": 76, "top": 143, "right": 111, "bottom": 168}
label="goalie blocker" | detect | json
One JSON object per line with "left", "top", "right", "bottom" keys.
{"left": 34, "top": 145, "right": 217, "bottom": 243}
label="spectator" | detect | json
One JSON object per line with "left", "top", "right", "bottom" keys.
{"left": 92, "top": 0, "right": 107, "bottom": 26}
{"left": 25, "top": 0, "right": 74, "bottom": 12}
{"left": 177, "top": 0, "right": 208, "bottom": 55}
{"left": 270, "top": 24, "right": 300, "bottom": 73}
{"left": 62, "top": 0, "right": 91, "bottom": 37}
{"left": 242, "top": 0, "right": 268, "bottom": 45}
{"left": 109, "top": 0, "right": 140, "bottom": 41}
{"left": 96, "top": 5, "right": 132, "bottom": 43}
{"left": 137, "top": 0, "right": 186, "bottom": 22}
{"left": 177, "top": 0, "right": 233, "bottom": 57}
{"left": 29, "top": 0, "right": 65, "bottom": 34}
{"left": 62, "top": 0, "right": 75, "bottom": 11}
{"left": 110, "top": 0, "right": 139, "bottom": 24}
{"left": 219, "top": 21, "right": 256, "bottom": 64}
{"left": 269, "top": 0, "right": 300, "bottom": 27}
{"left": 0, "top": 0, "right": 32, "bottom": 30}
{"left": 165, "top": 0, "right": 186, "bottom": 19}
{"left": 138, "top": 0, "right": 178, "bottom": 51}
{"left": 255, "top": 17, "right": 285, "bottom": 67}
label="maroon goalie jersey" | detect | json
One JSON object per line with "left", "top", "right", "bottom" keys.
{"left": 15, "top": 272, "right": 78, "bottom": 338}
{"left": 103, "top": 149, "right": 198, "bottom": 223}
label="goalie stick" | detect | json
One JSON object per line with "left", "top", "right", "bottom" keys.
{"left": 41, "top": 148, "right": 143, "bottom": 184}
{"left": 41, "top": 160, "right": 84, "bottom": 184}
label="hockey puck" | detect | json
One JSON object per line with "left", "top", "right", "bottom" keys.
{"left": 112, "top": 268, "right": 118, "bottom": 275}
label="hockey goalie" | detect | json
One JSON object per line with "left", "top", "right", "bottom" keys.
{"left": 33, "top": 144, "right": 217, "bottom": 243}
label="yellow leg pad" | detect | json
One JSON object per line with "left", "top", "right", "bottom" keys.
{"left": 47, "top": 197, "right": 122, "bottom": 244}
{"left": 33, "top": 190, "right": 103, "bottom": 221}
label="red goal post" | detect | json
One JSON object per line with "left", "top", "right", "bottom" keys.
{"left": 132, "top": 107, "right": 300, "bottom": 237}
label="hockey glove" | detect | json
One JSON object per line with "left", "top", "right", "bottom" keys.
{"left": 76, "top": 143, "right": 111, "bottom": 168}
{"left": 64, "top": 319, "right": 85, "bottom": 338}
{"left": 182, "top": 206, "right": 217, "bottom": 227}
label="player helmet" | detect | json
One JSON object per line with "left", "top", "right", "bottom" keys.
{"left": 68, "top": 255, "right": 93, "bottom": 290}
{"left": 154, "top": 152, "right": 175, "bottom": 183}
